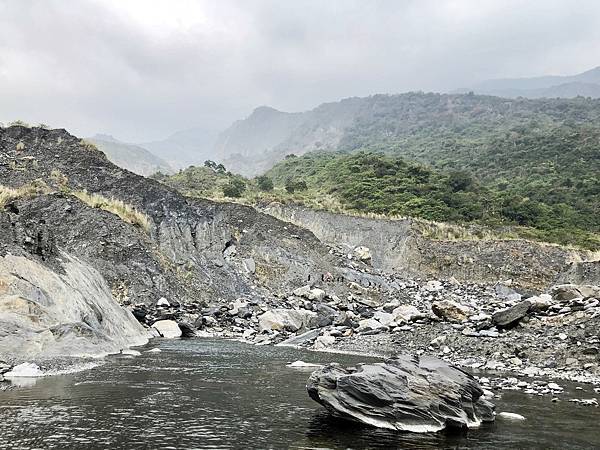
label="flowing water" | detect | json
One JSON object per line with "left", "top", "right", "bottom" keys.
{"left": 1, "top": 338, "right": 599, "bottom": 449}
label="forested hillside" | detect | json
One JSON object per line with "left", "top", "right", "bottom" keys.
{"left": 215, "top": 92, "right": 600, "bottom": 177}
{"left": 160, "top": 93, "right": 600, "bottom": 249}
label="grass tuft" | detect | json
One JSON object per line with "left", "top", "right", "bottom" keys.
{"left": 73, "top": 190, "right": 151, "bottom": 232}
{"left": 0, "top": 182, "right": 50, "bottom": 208}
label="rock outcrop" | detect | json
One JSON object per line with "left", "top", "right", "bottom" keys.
{"left": 307, "top": 355, "right": 495, "bottom": 432}
{"left": 0, "top": 252, "right": 148, "bottom": 363}
{"left": 261, "top": 203, "right": 592, "bottom": 290}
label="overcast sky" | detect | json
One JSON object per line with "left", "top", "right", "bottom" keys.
{"left": 1, "top": 0, "right": 600, "bottom": 142}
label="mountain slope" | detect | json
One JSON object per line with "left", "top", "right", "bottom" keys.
{"left": 142, "top": 127, "right": 219, "bottom": 169}
{"left": 215, "top": 92, "right": 600, "bottom": 181}
{"left": 87, "top": 134, "right": 172, "bottom": 176}
{"left": 459, "top": 66, "right": 600, "bottom": 98}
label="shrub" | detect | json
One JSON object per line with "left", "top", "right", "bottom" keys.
{"left": 222, "top": 178, "right": 246, "bottom": 198}
{"left": 256, "top": 175, "right": 274, "bottom": 192}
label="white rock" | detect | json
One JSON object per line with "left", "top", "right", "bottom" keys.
{"left": 353, "top": 246, "right": 372, "bottom": 262}
{"left": 392, "top": 305, "right": 421, "bottom": 322}
{"left": 425, "top": 280, "right": 443, "bottom": 291}
{"left": 430, "top": 335, "right": 447, "bottom": 348}
{"left": 357, "top": 318, "right": 387, "bottom": 332}
{"left": 286, "top": 360, "right": 322, "bottom": 368}
{"left": 229, "top": 298, "right": 248, "bottom": 315}
{"left": 548, "top": 382, "right": 562, "bottom": 391}
{"left": 258, "top": 309, "right": 316, "bottom": 332}
{"left": 146, "top": 348, "right": 162, "bottom": 353}
{"left": 373, "top": 311, "right": 394, "bottom": 326}
{"left": 151, "top": 320, "right": 182, "bottom": 338}
{"left": 4, "top": 362, "right": 44, "bottom": 378}
{"left": 292, "top": 285, "right": 326, "bottom": 301}
{"left": 558, "top": 333, "right": 568, "bottom": 341}
{"left": 156, "top": 297, "right": 170, "bottom": 307}
{"left": 498, "top": 412, "right": 526, "bottom": 421}
{"left": 314, "top": 334, "right": 336, "bottom": 350}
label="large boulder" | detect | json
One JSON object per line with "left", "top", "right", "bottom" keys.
{"left": 392, "top": 305, "right": 421, "bottom": 322}
{"left": 0, "top": 253, "right": 148, "bottom": 361}
{"left": 550, "top": 284, "right": 600, "bottom": 301}
{"left": 492, "top": 300, "right": 531, "bottom": 328}
{"left": 293, "top": 285, "right": 326, "bottom": 302}
{"left": 431, "top": 300, "right": 472, "bottom": 322}
{"left": 151, "top": 320, "right": 182, "bottom": 338}
{"left": 307, "top": 355, "right": 495, "bottom": 432}
{"left": 258, "top": 309, "right": 317, "bottom": 332}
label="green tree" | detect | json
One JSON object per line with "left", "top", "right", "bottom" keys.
{"left": 256, "top": 175, "right": 274, "bottom": 191}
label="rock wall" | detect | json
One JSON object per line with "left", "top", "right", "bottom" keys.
{"left": 0, "top": 252, "right": 148, "bottom": 363}
{"left": 261, "top": 204, "right": 586, "bottom": 290}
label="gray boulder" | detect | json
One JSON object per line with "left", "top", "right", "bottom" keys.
{"left": 550, "top": 284, "right": 600, "bottom": 301}
{"left": 307, "top": 355, "right": 495, "bottom": 432}
{"left": 492, "top": 300, "right": 531, "bottom": 328}
{"left": 258, "top": 309, "right": 317, "bottom": 332}
{"left": 315, "top": 304, "right": 337, "bottom": 327}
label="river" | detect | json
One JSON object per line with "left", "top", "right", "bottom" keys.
{"left": 1, "top": 338, "right": 599, "bottom": 449}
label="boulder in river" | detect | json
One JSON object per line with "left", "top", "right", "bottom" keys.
{"left": 307, "top": 355, "right": 495, "bottom": 432}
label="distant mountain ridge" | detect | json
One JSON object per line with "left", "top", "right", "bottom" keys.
{"left": 456, "top": 66, "right": 600, "bottom": 98}
{"left": 142, "top": 127, "right": 219, "bottom": 170}
{"left": 87, "top": 135, "right": 173, "bottom": 176}
{"left": 214, "top": 91, "right": 600, "bottom": 176}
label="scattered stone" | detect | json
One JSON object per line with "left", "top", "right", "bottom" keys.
{"left": 353, "top": 246, "right": 372, "bottom": 262}
{"left": 492, "top": 300, "right": 531, "bottom": 328}
{"left": 431, "top": 300, "right": 472, "bottom": 322}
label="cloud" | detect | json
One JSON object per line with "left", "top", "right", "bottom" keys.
{"left": 1, "top": 0, "right": 599, "bottom": 142}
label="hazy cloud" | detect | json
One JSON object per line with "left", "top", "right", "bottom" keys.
{"left": 1, "top": 0, "right": 600, "bottom": 141}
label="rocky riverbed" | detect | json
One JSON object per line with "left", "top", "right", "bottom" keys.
{"left": 101, "top": 242, "right": 600, "bottom": 405}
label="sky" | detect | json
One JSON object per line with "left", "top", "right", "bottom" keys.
{"left": 1, "top": 0, "right": 600, "bottom": 142}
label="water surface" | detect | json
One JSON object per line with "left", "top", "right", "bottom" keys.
{"left": 1, "top": 338, "right": 599, "bottom": 449}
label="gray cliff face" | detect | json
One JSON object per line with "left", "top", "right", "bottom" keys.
{"left": 260, "top": 204, "right": 588, "bottom": 290}
{"left": 307, "top": 355, "right": 495, "bottom": 432}
{"left": 0, "top": 252, "right": 148, "bottom": 363}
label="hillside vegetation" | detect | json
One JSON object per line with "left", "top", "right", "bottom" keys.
{"left": 154, "top": 151, "right": 600, "bottom": 250}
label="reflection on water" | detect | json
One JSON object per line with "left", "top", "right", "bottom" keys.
{"left": 0, "top": 338, "right": 599, "bottom": 449}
